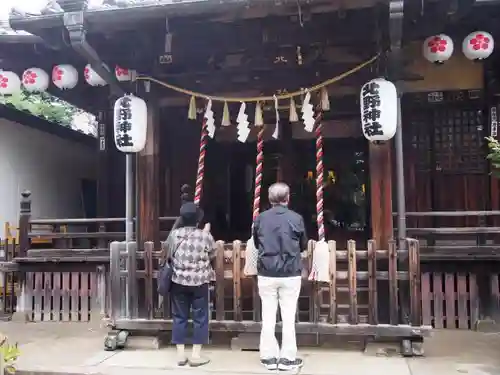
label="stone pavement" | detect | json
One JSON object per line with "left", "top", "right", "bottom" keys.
{"left": 2, "top": 322, "right": 500, "bottom": 375}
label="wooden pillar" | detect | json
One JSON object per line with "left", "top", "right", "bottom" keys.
{"left": 137, "top": 97, "right": 160, "bottom": 247}
{"left": 369, "top": 142, "right": 393, "bottom": 249}
{"left": 18, "top": 190, "right": 32, "bottom": 257}
{"left": 483, "top": 56, "right": 500, "bottom": 321}
{"left": 96, "top": 110, "right": 111, "bottom": 218}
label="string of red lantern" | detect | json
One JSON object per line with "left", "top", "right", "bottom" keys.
{"left": 423, "top": 30, "right": 494, "bottom": 63}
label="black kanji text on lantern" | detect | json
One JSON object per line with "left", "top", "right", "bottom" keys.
{"left": 116, "top": 96, "right": 134, "bottom": 148}
{"left": 361, "top": 81, "right": 384, "bottom": 138}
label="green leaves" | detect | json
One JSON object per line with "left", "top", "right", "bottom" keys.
{"left": 0, "top": 338, "right": 20, "bottom": 374}
{"left": 486, "top": 136, "right": 500, "bottom": 178}
{"left": 0, "top": 91, "right": 81, "bottom": 127}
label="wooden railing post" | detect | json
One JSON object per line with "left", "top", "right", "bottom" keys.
{"left": 407, "top": 238, "right": 421, "bottom": 326}
{"left": 144, "top": 241, "right": 154, "bottom": 320}
{"left": 126, "top": 241, "right": 138, "bottom": 319}
{"left": 94, "top": 265, "right": 108, "bottom": 322}
{"left": 18, "top": 190, "right": 31, "bottom": 258}
{"left": 388, "top": 240, "right": 399, "bottom": 325}
{"left": 215, "top": 241, "right": 225, "bottom": 321}
{"left": 347, "top": 240, "right": 358, "bottom": 325}
{"left": 109, "top": 241, "right": 121, "bottom": 322}
{"left": 367, "top": 239, "right": 378, "bottom": 325}
{"left": 13, "top": 191, "right": 31, "bottom": 322}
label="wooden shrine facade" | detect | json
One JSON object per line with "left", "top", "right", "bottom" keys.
{"left": 2, "top": 0, "right": 500, "bottom": 348}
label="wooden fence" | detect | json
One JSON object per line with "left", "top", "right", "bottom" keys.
{"left": 0, "top": 238, "right": 16, "bottom": 320}
{"left": 4, "top": 236, "right": 500, "bottom": 332}
{"left": 421, "top": 272, "right": 479, "bottom": 329}
{"left": 107, "top": 238, "right": 428, "bottom": 339}
{"left": 21, "top": 268, "right": 107, "bottom": 322}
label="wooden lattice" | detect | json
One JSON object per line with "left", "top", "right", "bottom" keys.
{"left": 404, "top": 90, "right": 486, "bottom": 173}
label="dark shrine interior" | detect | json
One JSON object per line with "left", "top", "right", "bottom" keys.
{"left": 202, "top": 135, "right": 370, "bottom": 245}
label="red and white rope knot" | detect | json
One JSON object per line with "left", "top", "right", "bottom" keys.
{"left": 253, "top": 128, "right": 265, "bottom": 221}
{"left": 315, "top": 116, "right": 325, "bottom": 242}
{"left": 194, "top": 118, "right": 208, "bottom": 206}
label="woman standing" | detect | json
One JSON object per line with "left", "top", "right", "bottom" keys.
{"left": 166, "top": 202, "right": 215, "bottom": 367}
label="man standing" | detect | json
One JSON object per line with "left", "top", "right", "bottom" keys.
{"left": 252, "top": 182, "right": 307, "bottom": 371}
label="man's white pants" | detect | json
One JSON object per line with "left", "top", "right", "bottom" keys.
{"left": 257, "top": 275, "right": 301, "bottom": 360}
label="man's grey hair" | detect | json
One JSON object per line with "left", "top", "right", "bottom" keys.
{"left": 268, "top": 182, "right": 290, "bottom": 206}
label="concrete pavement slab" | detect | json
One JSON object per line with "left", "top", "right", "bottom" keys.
{"left": 407, "top": 360, "right": 500, "bottom": 375}
{"left": 97, "top": 348, "right": 412, "bottom": 375}
{"left": 5, "top": 322, "right": 500, "bottom": 375}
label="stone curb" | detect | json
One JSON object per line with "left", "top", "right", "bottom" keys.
{"left": 16, "top": 371, "right": 102, "bottom": 375}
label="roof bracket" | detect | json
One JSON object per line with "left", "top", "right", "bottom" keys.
{"left": 63, "top": 11, "right": 124, "bottom": 96}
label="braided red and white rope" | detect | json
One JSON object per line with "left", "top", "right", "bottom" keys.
{"left": 194, "top": 117, "right": 208, "bottom": 206}
{"left": 253, "top": 127, "right": 265, "bottom": 221}
{"left": 315, "top": 112, "right": 325, "bottom": 241}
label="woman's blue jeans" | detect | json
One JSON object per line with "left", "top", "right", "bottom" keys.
{"left": 170, "top": 282, "right": 210, "bottom": 345}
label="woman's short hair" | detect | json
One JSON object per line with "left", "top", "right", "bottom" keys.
{"left": 268, "top": 182, "right": 290, "bottom": 205}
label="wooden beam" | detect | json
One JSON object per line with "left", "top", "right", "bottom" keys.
{"left": 113, "top": 318, "right": 431, "bottom": 337}
{"left": 137, "top": 90, "right": 160, "bottom": 247}
{"left": 369, "top": 142, "right": 393, "bottom": 250}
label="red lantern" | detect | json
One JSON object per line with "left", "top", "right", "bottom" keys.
{"left": 463, "top": 31, "right": 494, "bottom": 61}
{"left": 52, "top": 65, "right": 78, "bottom": 90}
{"left": 84, "top": 64, "right": 107, "bottom": 87}
{"left": 115, "top": 66, "right": 135, "bottom": 82}
{"left": 423, "top": 34, "right": 454, "bottom": 63}
{"left": 22, "top": 68, "right": 49, "bottom": 92}
{"left": 0, "top": 71, "right": 21, "bottom": 95}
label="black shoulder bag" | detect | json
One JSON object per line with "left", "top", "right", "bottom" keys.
{"left": 157, "top": 232, "right": 191, "bottom": 296}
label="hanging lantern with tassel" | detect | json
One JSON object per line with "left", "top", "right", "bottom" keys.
{"left": 222, "top": 101, "right": 231, "bottom": 126}
{"left": 113, "top": 95, "right": 148, "bottom": 153}
{"left": 360, "top": 78, "right": 397, "bottom": 142}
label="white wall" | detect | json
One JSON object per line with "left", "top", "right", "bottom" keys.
{"left": 0, "top": 118, "right": 97, "bottom": 226}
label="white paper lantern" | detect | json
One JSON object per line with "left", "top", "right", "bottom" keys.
{"left": 52, "top": 65, "right": 78, "bottom": 90}
{"left": 84, "top": 64, "right": 107, "bottom": 87}
{"left": 22, "top": 68, "right": 49, "bottom": 92}
{"left": 423, "top": 34, "right": 454, "bottom": 63}
{"left": 360, "top": 78, "right": 397, "bottom": 142}
{"left": 462, "top": 31, "right": 494, "bottom": 61}
{"left": 115, "top": 66, "right": 134, "bottom": 82}
{"left": 0, "top": 71, "right": 21, "bottom": 95}
{"left": 113, "top": 95, "right": 147, "bottom": 153}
